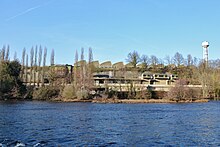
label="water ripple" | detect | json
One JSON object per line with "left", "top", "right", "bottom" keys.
{"left": 0, "top": 101, "right": 220, "bottom": 146}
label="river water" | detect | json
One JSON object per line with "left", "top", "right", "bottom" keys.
{"left": 0, "top": 101, "right": 220, "bottom": 146}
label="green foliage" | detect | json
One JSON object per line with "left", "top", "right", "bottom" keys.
{"left": 61, "top": 85, "right": 77, "bottom": 99}
{"left": 33, "top": 86, "right": 60, "bottom": 100}
{"left": 106, "top": 90, "right": 117, "bottom": 98}
{"left": 8, "top": 61, "right": 21, "bottom": 77}
{"left": 0, "top": 61, "right": 27, "bottom": 99}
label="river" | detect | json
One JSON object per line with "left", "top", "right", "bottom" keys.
{"left": 0, "top": 101, "right": 220, "bottom": 146}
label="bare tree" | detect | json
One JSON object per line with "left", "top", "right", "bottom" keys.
{"left": 13, "top": 51, "right": 17, "bottom": 61}
{"left": 38, "top": 46, "right": 42, "bottom": 86}
{"left": 80, "top": 48, "right": 85, "bottom": 89}
{"left": 21, "top": 48, "right": 26, "bottom": 81}
{"left": 30, "top": 47, "right": 34, "bottom": 84}
{"left": 167, "top": 79, "right": 197, "bottom": 102}
{"left": 208, "top": 68, "right": 220, "bottom": 99}
{"left": 25, "top": 54, "right": 29, "bottom": 84}
{"left": 164, "top": 55, "right": 172, "bottom": 65}
{"left": 74, "top": 50, "right": 79, "bottom": 88}
{"left": 34, "top": 46, "right": 38, "bottom": 67}
{"left": 81, "top": 47, "right": 84, "bottom": 61}
{"left": 75, "top": 50, "right": 78, "bottom": 65}
{"left": 42, "top": 47, "right": 47, "bottom": 86}
{"left": 150, "top": 55, "right": 158, "bottom": 66}
{"left": 1, "top": 45, "right": 5, "bottom": 61}
{"left": 194, "top": 62, "right": 211, "bottom": 98}
{"left": 49, "top": 49, "right": 55, "bottom": 85}
{"left": 5, "top": 45, "right": 10, "bottom": 61}
{"left": 186, "top": 54, "right": 193, "bottom": 67}
{"left": 50, "top": 49, "right": 55, "bottom": 66}
{"left": 193, "top": 57, "right": 198, "bottom": 66}
{"left": 33, "top": 46, "right": 38, "bottom": 86}
{"left": 141, "top": 55, "right": 149, "bottom": 69}
{"left": 195, "top": 60, "right": 220, "bottom": 99}
{"left": 87, "top": 47, "right": 94, "bottom": 90}
{"left": 173, "top": 52, "right": 184, "bottom": 67}
{"left": 126, "top": 50, "right": 141, "bottom": 68}
{"left": 88, "top": 47, "right": 93, "bottom": 63}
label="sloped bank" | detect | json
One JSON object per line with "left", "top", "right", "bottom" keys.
{"left": 91, "top": 98, "right": 209, "bottom": 104}
{"left": 32, "top": 86, "right": 209, "bottom": 103}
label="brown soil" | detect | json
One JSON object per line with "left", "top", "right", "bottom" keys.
{"left": 92, "top": 98, "right": 209, "bottom": 104}
{"left": 52, "top": 97, "right": 209, "bottom": 103}
{"left": 52, "top": 97, "right": 92, "bottom": 102}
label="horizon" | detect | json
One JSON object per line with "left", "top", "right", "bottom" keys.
{"left": 1, "top": 0, "right": 220, "bottom": 64}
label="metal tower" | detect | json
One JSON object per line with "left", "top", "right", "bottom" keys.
{"left": 202, "top": 41, "right": 209, "bottom": 66}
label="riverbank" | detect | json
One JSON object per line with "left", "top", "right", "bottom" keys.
{"left": 0, "top": 97, "right": 209, "bottom": 103}
{"left": 91, "top": 98, "right": 209, "bottom": 103}
{"left": 50, "top": 97, "right": 209, "bottom": 103}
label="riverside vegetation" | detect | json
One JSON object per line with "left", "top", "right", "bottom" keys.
{"left": 0, "top": 45, "right": 219, "bottom": 102}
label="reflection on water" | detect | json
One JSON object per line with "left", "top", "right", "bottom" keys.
{"left": 0, "top": 101, "right": 220, "bottom": 146}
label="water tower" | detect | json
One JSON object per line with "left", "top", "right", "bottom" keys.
{"left": 202, "top": 41, "right": 209, "bottom": 65}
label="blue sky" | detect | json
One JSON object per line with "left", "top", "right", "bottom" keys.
{"left": 0, "top": 0, "right": 220, "bottom": 64}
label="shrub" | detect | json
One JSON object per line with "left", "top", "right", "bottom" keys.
{"left": 166, "top": 79, "right": 200, "bottom": 101}
{"left": 61, "top": 85, "right": 77, "bottom": 99}
{"left": 24, "top": 85, "right": 34, "bottom": 99}
{"left": 135, "top": 89, "right": 152, "bottom": 99}
{"left": 76, "top": 89, "right": 89, "bottom": 100}
{"left": 32, "top": 86, "right": 60, "bottom": 100}
{"left": 0, "top": 61, "right": 27, "bottom": 99}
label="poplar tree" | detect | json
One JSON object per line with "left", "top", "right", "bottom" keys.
{"left": 13, "top": 51, "right": 17, "bottom": 61}
{"left": 33, "top": 46, "right": 38, "bottom": 86}
{"left": 80, "top": 48, "right": 85, "bottom": 89}
{"left": 87, "top": 47, "right": 93, "bottom": 90}
{"left": 25, "top": 54, "right": 28, "bottom": 84}
{"left": 50, "top": 49, "right": 55, "bottom": 85}
{"left": 1, "top": 45, "right": 5, "bottom": 61}
{"left": 42, "top": 47, "right": 47, "bottom": 86}
{"left": 50, "top": 49, "right": 54, "bottom": 66}
{"left": 38, "top": 46, "right": 42, "bottom": 86}
{"left": 21, "top": 48, "right": 26, "bottom": 81}
{"left": 89, "top": 47, "right": 93, "bottom": 63}
{"left": 5, "top": 45, "right": 10, "bottom": 61}
{"left": 74, "top": 50, "right": 79, "bottom": 89}
{"left": 30, "top": 47, "right": 34, "bottom": 84}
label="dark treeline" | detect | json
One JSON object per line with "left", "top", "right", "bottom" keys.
{"left": 0, "top": 45, "right": 49, "bottom": 100}
{"left": 0, "top": 45, "right": 93, "bottom": 100}
{"left": 0, "top": 45, "right": 220, "bottom": 101}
